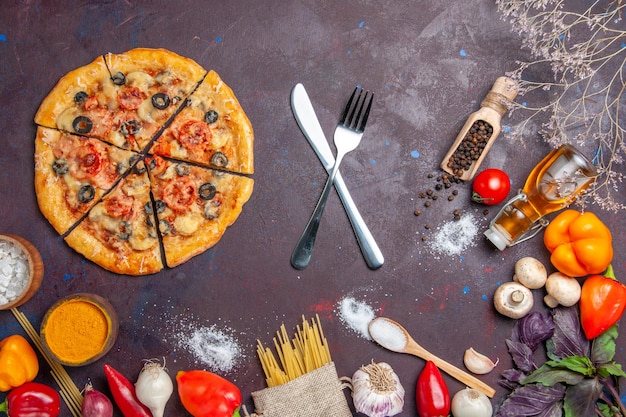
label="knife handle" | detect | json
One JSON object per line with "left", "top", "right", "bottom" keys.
{"left": 333, "top": 171, "right": 384, "bottom": 269}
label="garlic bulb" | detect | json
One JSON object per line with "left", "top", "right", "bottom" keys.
{"left": 463, "top": 348, "right": 499, "bottom": 374}
{"left": 351, "top": 361, "right": 405, "bottom": 417}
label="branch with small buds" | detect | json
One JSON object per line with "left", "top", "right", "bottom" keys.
{"left": 496, "top": 0, "right": 626, "bottom": 211}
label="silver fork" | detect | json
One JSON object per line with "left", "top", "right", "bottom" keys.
{"left": 291, "top": 87, "right": 374, "bottom": 269}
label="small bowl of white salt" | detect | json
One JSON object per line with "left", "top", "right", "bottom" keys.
{"left": 0, "top": 235, "right": 44, "bottom": 310}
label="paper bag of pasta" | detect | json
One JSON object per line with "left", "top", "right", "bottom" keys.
{"left": 243, "top": 316, "right": 352, "bottom": 417}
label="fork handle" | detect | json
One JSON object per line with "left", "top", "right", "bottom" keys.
{"left": 332, "top": 173, "right": 384, "bottom": 269}
{"left": 291, "top": 163, "right": 341, "bottom": 270}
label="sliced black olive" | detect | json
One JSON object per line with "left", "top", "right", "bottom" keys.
{"left": 210, "top": 152, "right": 228, "bottom": 168}
{"left": 74, "top": 91, "right": 89, "bottom": 105}
{"left": 120, "top": 120, "right": 140, "bottom": 136}
{"left": 175, "top": 163, "right": 190, "bottom": 176}
{"left": 78, "top": 184, "right": 95, "bottom": 203}
{"left": 52, "top": 158, "right": 69, "bottom": 175}
{"left": 117, "top": 221, "right": 132, "bottom": 240}
{"left": 199, "top": 183, "right": 216, "bottom": 200}
{"left": 154, "top": 199, "right": 165, "bottom": 214}
{"left": 72, "top": 116, "right": 93, "bottom": 134}
{"left": 151, "top": 93, "right": 171, "bottom": 110}
{"left": 159, "top": 219, "right": 171, "bottom": 235}
{"left": 145, "top": 213, "right": 154, "bottom": 228}
{"left": 144, "top": 201, "right": 153, "bottom": 215}
{"left": 204, "top": 110, "right": 219, "bottom": 124}
{"left": 111, "top": 71, "right": 126, "bottom": 85}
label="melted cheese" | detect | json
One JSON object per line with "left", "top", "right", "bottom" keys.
{"left": 126, "top": 71, "right": 156, "bottom": 90}
{"left": 57, "top": 108, "right": 80, "bottom": 132}
{"left": 122, "top": 175, "right": 150, "bottom": 197}
{"left": 174, "top": 212, "right": 203, "bottom": 236}
{"left": 88, "top": 204, "right": 119, "bottom": 233}
{"left": 137, "top": 99, "right": 156, "bottom": 123}
{"left": 128, "top": 223, "right": 157, "bottom": 250}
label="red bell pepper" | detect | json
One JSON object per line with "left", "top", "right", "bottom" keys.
{"left": 0, "top": 381, "right": 61, "bottom": 417}
{"left": 580, "top": 265, "right": 626, "bottom": 339}
{"left": 176, "top": 370, "right": 241, "bottom": 417}
{"left": 416, "top": 361, "right": 450, "bottom": 417}
{"left": 103, "top": 364, "right": 151, "bottom": 417}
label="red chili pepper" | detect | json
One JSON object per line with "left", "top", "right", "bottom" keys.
{"left": 176, "top": 370, "right": 241, "bottom": 417}
{"left": 0, "top": 381, "right": 61, "bottom": 417}
{"left": 416, "top": 361, "right": 450, "bottom": 417}
{"left": 103, "top": 364, "right": 152, "bottom": 417}
{"left": 580, "top": 265, "right": 626, "bottom": 340}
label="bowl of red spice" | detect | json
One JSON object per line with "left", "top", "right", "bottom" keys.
{"left": 0, "top": 234, "right": 44, "bottom": 310}
{"left": 40, "top": 293, "right": 119, "bottom": 366}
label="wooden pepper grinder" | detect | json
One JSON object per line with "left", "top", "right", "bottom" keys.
{"left": 440, "top": 76, "right": 517, "bottom": 181}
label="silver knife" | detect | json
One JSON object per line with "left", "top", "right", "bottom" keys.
{"left": 291, "top": 83, "right": 384, "bottom": 269}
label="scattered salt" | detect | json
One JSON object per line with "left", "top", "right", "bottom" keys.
{"left": 169, "top": 318, "right": 243, "bottom": 373}
{"left": 337, "top": 296, "right": 376, "bottom": 340}
{"left": 428, "top": 213, "right": 479, "bottom": 256}
{"left": 0, "top": 241, "right": 29, "bottom": 306}
{"left": 368, "top": 319, "right": 407, "bottom": 351}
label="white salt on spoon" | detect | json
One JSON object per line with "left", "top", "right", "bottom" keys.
{"left": 368, "top": 317, "right": 496, "bottom": 398}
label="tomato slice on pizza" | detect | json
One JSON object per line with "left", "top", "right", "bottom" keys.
{"left": 35, "top": 126, "right": 136, "bottom": 235}
{"left": 147, "top": 155, "right": 253, "bottom": 267}
{"left": 150, "top": 70, "right": 254, "bottom": 174}
{"left": 64, "top": 165, "right": 163, "bottom": 275}
{"left": 102, "top": 48, "right": 207, "bottom": 150}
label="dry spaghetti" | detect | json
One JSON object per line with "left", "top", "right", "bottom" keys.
{"left": 256, "top": 315, "right": 331, "bottom": 387}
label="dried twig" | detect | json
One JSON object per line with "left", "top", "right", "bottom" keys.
{"left": 497, "top": 0, "right": 626, "bottom": 211}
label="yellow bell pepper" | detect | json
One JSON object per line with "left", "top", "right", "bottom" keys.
{"left": 543, "top": 209, "right": 613, "bottom": 277}
{"left": 0, "top": 334, "right": 39, "bottom": 392}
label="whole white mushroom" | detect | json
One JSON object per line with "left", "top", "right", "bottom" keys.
{"left": 513, "top": 257, "right": 548, "bottom": 289}
{"left": 493, "top": 282, "right": 534, "bottom": 319}
{"left": 544, "top": 272, "right": 581, "bottom": 308}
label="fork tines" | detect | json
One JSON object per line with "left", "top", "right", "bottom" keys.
{"left": 340, "top": 87, "right": 373, "bottom": 132}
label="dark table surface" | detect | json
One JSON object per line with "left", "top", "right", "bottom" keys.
{"left": 1, "top": 1, "right": 625, "bottom": 416}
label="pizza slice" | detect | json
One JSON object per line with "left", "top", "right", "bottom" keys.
{"left": 150, "top": 70, "right": 254, "bottom": 174}
{"left": 147, "top": 155, "right": 254, "bottom": 267}
{"left": 103, "top": 48, "right": 207, "bottom": 150}
{"left": 64, "top": 164, "right": 163, "bottom": 275}
{"left": 34, "top": 126, "right": 136, "bottom": 235}
{"left": 33, "top": 56, "right": 129, "bottom": 148}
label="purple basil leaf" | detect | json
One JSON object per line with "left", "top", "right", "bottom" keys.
{"left": 506, "top": 338, "right": 534, "bottom": 373}
{"left": 563, "top": 378, "right": 603, "bottom": 417}
{"left": 547, "top": 307, "right": 589, "bottom": 360}
{"left": 495, "top": 383, "right": 566, "bottom": 417}
{"left": 500, "top": 368, "right": 527, "bottom": 389}
{"left": 519, "top": 311, "right": 555, "bottom": 351}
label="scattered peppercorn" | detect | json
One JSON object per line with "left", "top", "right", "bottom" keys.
{"left": 414, "top": 209, "right": 422, "bottom": 216}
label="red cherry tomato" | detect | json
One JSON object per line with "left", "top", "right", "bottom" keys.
{"left": 471, "top": 168, "right": 511, "bottom": 205}
{"left": 416, "top": 361, "right": 450, "bottom": 417}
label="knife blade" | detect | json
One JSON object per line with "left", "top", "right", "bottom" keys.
{"left": 291, "top": 83, "right": 384, "bottom": 269}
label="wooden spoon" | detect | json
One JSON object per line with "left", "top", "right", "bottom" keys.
{"left": 368, "top": 317, "right": 496, "bottom": 398}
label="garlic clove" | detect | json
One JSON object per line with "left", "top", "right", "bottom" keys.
{"left": 463, "top": 347, "right": 499, "bottom": 375}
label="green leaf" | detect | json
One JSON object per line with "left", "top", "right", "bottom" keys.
{"left": 563, "top": 378, "right": 602, "bottom": 417}
{"left": 591, "top": 324, "right": 618, "bottom": 365}
{"left": 522, "top": 364, "right": 585, "bottom": 386}
{"left": 546, "top": 356, "right": 595, "bottom": 376}
{"left": 596, "top": 362, "right": 626, "bottom": 378}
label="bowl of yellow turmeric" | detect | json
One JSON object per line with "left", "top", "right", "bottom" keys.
{"left": 40, "top": 293, "right": 119, "bottom": 366}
